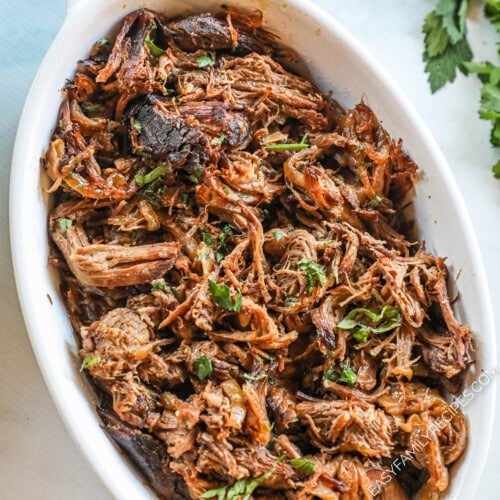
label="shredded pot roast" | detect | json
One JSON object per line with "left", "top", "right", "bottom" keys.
{"left": 43, "top": 7, "right": 472, "bottom": 499}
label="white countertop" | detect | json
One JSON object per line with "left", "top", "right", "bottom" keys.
{"left": 1, "top": 0, "right": 498, "bottom": 498}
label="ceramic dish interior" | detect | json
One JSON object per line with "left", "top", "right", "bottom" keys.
{"left": 10, "top": 0, "right": 496, "bottom": 498}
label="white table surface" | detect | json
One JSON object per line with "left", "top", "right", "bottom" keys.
{"left": 1, "top": 0, "right": 498, "bottom": 498}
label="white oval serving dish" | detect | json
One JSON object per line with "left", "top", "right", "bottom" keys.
{"left": 10, "top": 0, "right": 496, "bottom": 498}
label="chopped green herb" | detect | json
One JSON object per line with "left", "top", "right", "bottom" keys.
{"left": 194, "top": 355, "right": 213, "bottom": 381}
{"left": 216, "top": 252, "right": 225, "bottom": 263}
{"left": 218, "top": 224, "right": 234, "bottom": 250}
{"left": 368, "top": 195, "right": 383, "bottom": 208}
{"left": 289, "top": 457, "right": 315, "bottom": 475}
{"left": 208, "top": 279, "right": 242, "bottom": 312}
{"left": 272, "top": 231, "right": 285, "bottom": 241}
{"left": 337, "top": 305, "right": 402, "bottom": 342}
{"left": 151, "top": 279, "right": 169, "bottom": 293}
{"left": 197, "top": 53, "right": 215, "bottom": 68}
{"left": 283, "top": 292, "right": 298, "bottom": 307}
{"left": 422, "top": 1, "right": 472, "bottom": 93}
{"left": 145, "top": 25, "right": 165, "bottom": 57}
{"left": 135, "top": 151, "right": 151, "bottom": 158}
{"left": 80, "top": 354, "right": 100, "bottom": 372}
{"left": 201, "top": 466, "right": 275, "bottom": 500}
{"left": 265, "top": 133, "right": 308, "bottom": 151}
{"left": 196, "top": 250, "right": 210, "bottom": 262}
{"left": 133, "top": 121, "right": 142, "bottom": 133}
{"left": 298, "top": 258, "right": 327, "bottom": 294}
{"left": 135, "top": 164, "right": 169, "bottom": 186}
{"left": 96, "top": 38, "right": 108, "bottom": 46}
{"left": 202, "top": 231, "right": 214, "bottom": 245}
{"left": 223, "top": 186, "right": 231, "bottom": 195}
{"left": 58, "top": 218, "right": 73, "bottom": 234}
{"left": 143, "top": 181, "right": 167, "bottom": 208}
{"left": 181, "top": 275, "right": 190, "bottom": 281}
{"left": 180, "top": 192, "right": 190, "bottom": 204}
{"left": 243, "top": 373, "right": 267, "bottom": 381}
{"left": 214, "top": 133, "right": 227, "bottom": 145}
{"left": 82, "top": 102, "right": 101, "bottom": 113}
{"left": 188, "top": 166, "right": 204, "bottom": 184}
{"left": 325, "top": 364, "right": 358, "bottom": 386}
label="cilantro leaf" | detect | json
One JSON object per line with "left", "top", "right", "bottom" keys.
{"left": 479, "top": 83, "right": 500, "bottom": 120}
{"left": 151, "top": 279, "right": 169, "bottom": 293}
{"left": 58, "top": 218, "right": 73, "bottom": 234}
{"left": 135, "top": 164, "right": 169, "bottom": 186}
{"left": 424, "top": 37, "right": 473, "bottom": 93}
{"left": 243, "top": 373, "right": 267, "bottom": 381}
{"left": 197, "top": 54, "right": 215, "bottom": 68}
{"left": 194, "top": 355, "right": 213, "bottom": 381}
{"left": 435, "top": 0, "right": 468, "bottom": 44}
{"left": 493, "top": 159, "right": 500, "bottom": 178}
{"left": 298, "top": 258, "right": 327, "bottom": 294}
{"left": 337, "top": 305, "right": 402, "bottom": 342}
{"left": 485, "top": 1, "right": 500, "bottom": 32}
{"left": 423, "top": 11, "right": 450, "bottom": 58}
{"left": 208, "top": 279, "right": 243, "bottom": 312}
{"left": 145, "top": 25, "right": 164, "bottom": 57}
{"left": 80, "top": 354, "right": 100, "bottom": 372}
{"left": 324, "top": 364, "right": 358, "bottom": 386}
{"left": 289, "top": 457, "right": 315, "bottom": 475}
{"left": 200, "top": 467, "right": 274, "bottom": 500}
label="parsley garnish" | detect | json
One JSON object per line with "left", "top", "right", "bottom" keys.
{"left": 289, "top": 457, "right": 315, "bottom": 475}
{"left": 82, "top": 102, "right": 101, "bottom": 113}
{"left": 151, "top": 279, "right": 169, "bottom": 293}
{"left": 337, "top": 305, "right": 402, "bottom": 342}
{"left": 58, "top": 218, "right": 73, "bottom": 234}
{"left": 202, "top": 231, "right": 214, "bottom": 245}
{"left": 133, "top": 121, "right": 142, "bottom": 133}
{"left": 80, "top": 355, "right": 100, "bottom": 372}
{"left": 265, "top": 133, "right": 308, "bottom": 151}
{"left": 188, "top": 166, "right": 204, "bottom": 184}
{"left": 197, "top": 54, "right": 215, "bottom": 68}
{"left": 208, "top": 279, "right": 242, "bottom": 312}
{"left": 272, "top": 231, "right": 285, "bottom": 241}
{"left": 135, "top": 164, "right": 169, "bottom": 186}
{"left": 214, "top": 133, "right": 227, "bottom": 145}
{"left": 298, "top": 258, "right": 327, "bottom": 294}
{"left": 145, "top": 24, "right": 164, "bottom": 57}
{"left": 200, "top": 467, "right": 274, "bottom": 499}
{"left": 368, "top": 195, "right": 383, "bottom": 208}
{"left": 463, "top": 53, "right": 500, "bottom": 176}
{"left": 243, "top": 373, "right": 267, "bottom": 381}
{"left": 324, "top": 364, "right": 358, "bottom": 386}
{"left": 422, "top": 0, "right": 472, "bottom": 92}
{"left": 194, "top": 355, "right": 213, "bottom": 381}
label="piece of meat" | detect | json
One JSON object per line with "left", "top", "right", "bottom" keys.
{"left": 177, "top": 101, "right": 251, "bottom": 148}
{"left": 162, "top": 13, "right": 269, "bottom": 55}
{"left": 266, "top": 385, "right": 299, "bottom": 433}
{"left": 50, "top": 218, "right": 179, "bottom": 288}
{"left": 128, "top": 97, "right": 212, "bottom": 173}
{"left": 96, "top": 8, "right": 158, "bottom": 93}
{"left": 98, "top": 406, "right": 189, "bottom": 499}
{"left": 296, "top": 399, "right": 395, "bottom": 459}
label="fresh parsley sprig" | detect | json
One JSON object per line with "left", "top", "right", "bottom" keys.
{"left": 337, "top": 305, "right": 402, "bottom": 343}
{"left": 422, "top": 1, "right": 500, "bottom": 177}
{"left": 208, "top": 279, "right": 243, "bottom": 312}
{"left": 200, "top": 467, "right": 274, "bottom": 499}
{"left": 423, "top": 0, "right": 472, "bottom": 93}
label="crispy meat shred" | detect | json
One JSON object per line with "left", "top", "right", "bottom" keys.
{"left": 44, "top": 7, "right": 472, "bottom": 500}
